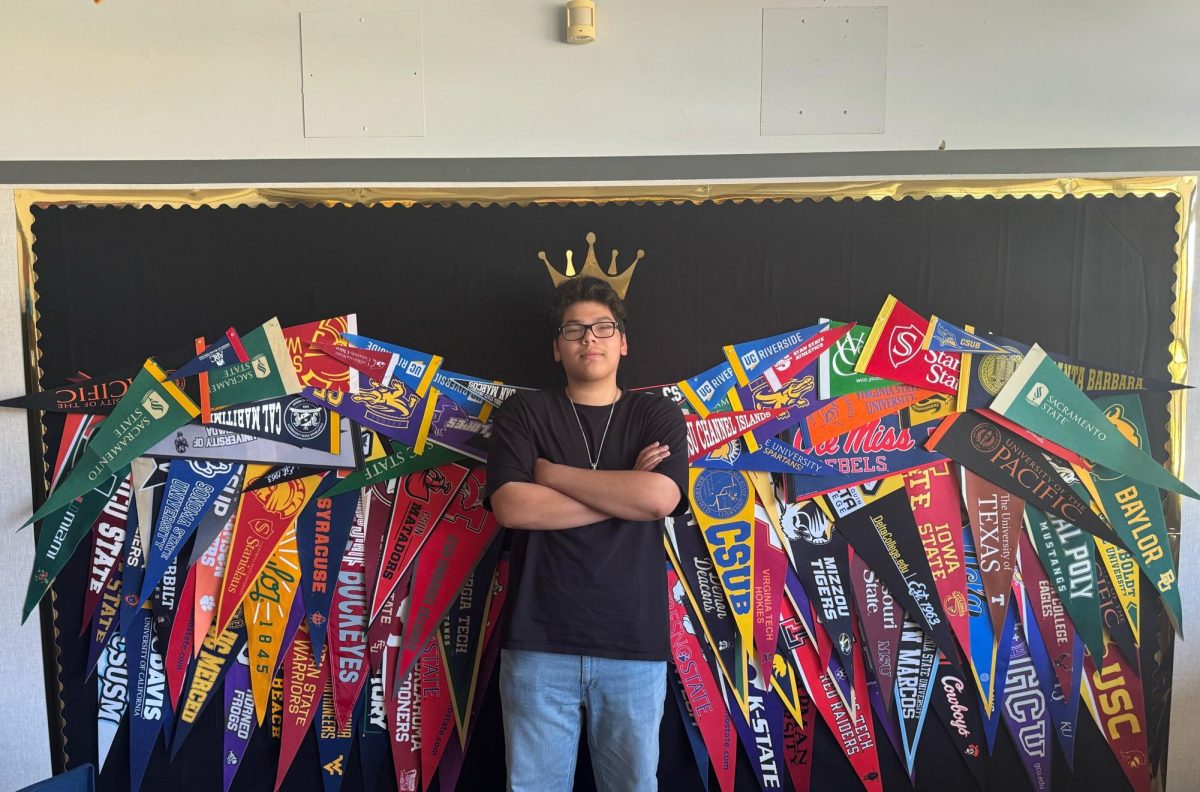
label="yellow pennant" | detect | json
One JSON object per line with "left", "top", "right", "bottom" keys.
{"left": 247, "top": 524, "right": 301, "bottom": 725}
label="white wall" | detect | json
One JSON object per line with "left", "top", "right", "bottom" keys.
{"left": 3, "top": 1, "right": 1200, "bottom": 789}
{"left": 0, "top": 0, "right": 1199, "bottom": 160}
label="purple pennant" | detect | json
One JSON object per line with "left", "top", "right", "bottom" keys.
{"left": 1000, "top": 610, "right": 1052, "bottom": 791}
{"left": 1023, "top": 589, "right": 1082, "bottom": 771}
{"left": 849, "top": 553, "right": 903, "bottom": 716}
{"left": 866, "top": 675, "right": 903, "bottom": 766}
{"left": 983, "top": 603, "right": 1017, "bottom": 753}
{"left": 222, "top": 647, "right": 255, "bottom": 792}
{"left": 727, "top": 662, "right": 787, "bottom": 791}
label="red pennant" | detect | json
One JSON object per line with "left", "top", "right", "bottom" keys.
{"left": 904, "top": 462, "right": 971, "bottom": 655}
{"left": 215, "top": 474, "right": 322, "bottom": 636}
{"left": 782, "top": 695, "right": 815, "bottom": 792}
{"left": 312, "top": 339, "right": 397, "bottom": 386}
{"left": 283, "top": 316, "right": 358, "bottom": 393}
{"left": 667, "top": 567, "right": 737, "bottom": 792}
{"left": 396, "top": 468, "right": 501, "bottom": 688}
{"left": 361, "top": 479, "right": 398, "bottom": 623}
{"left": 368, "top": 464, "right": 472, "bottom": 623}
{"left": 752, "top": 504, "right": 789, "bottom": 684}
{"left": 164, "top": 564, "right": 198, "bottom": 709}
{"left": 763, "top": 324, "right": 856, "bottom": 392}
{"left": 390, "top": 668, "right": 421, "bottom": 792}
{"left": 419, "top": 638, "right": 455, "bottom": 791}
{"left": 856, "top": 295, "right": 960, "bottom": 395}
{"left": 1083, "top": 640, "right": 1151, "bottom": 792}
{"left": 275, "top": 622, "right": 330, "bottom": 791}
{"left": 80, "top": 473, "right": 133, "bottom": 635}
{"left": 785, "top": 596, "right": 883, "bottom": 792}
{"left": 685, "top": 409, "right": 784, "bottom": 462}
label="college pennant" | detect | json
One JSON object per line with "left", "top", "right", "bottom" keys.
{"left": 1000, "top": 615, "right": 1052, "bottom": 791}
{"left": 172, "top": 327, "right": 246, "bottom": 380}
{"left": 961, "top": 468, "right": 1023, "bottom": 637}
{"left": 778, "top": 499, "right": 858, "bottom": 691}
{"left": 1094, "top": 552, "right": 1140, "bottom": 667}
{"left": 24, "top": 469, "right": 126, "bottom": 622}
{"left": 312, "top": 339, "right": 398, "bottom": 386}
{"left": 992, "top": 345, "right": 1197, "bottom": 498}
{"left": 96, "top": 632, "right": 128, "bottom": 772}
{"left": 692, "top": 434, "right": 832, "bottom": 476}
{"left": 786, "top": 612, "right": 884, "bottom": 792}
{"left": 930, "top": 651, "right": 989, "bottom": 789}
{"left": 207, "top": 317, "right": 303, "bottom": 409}
{"left": 389, "top": 665, "right": 422, "bottom": 792}
{"left": 215, "top": 472, "right": 322, "bottom": 636}
{"left": 893, "top": 616, "right": 940, "bottom": 780}
{"left": 275, "top": 620, "right": 331, "bottom": 791}
{"left": 1017, "top": 531, "right": 1080, "bottom": 707}
{"left": 206, "top": 395, "right": 340, "bottom": 452}
{"left": 246, "top": 524, "right": 301, "bottom": 724}
{"left": 80, "top": 474, "right": 133, "bottom": 634}
{"left": 185, "top": 464, "right": 244, "bottom": 569}
{"left": 296, "top": 480, "right": 361, "bottom": 656}
{"left": 905, "top": 462, "right": 971, "bottom": 653}
{"left": 139, "top": 459, "right": 230, "bottom": 604}
{"left": 163, "top": 565, "right": 198, "bottom": 709}
{"left": 171, "top": 608, "right": 247, "bottom": 757}
{"left": 855, "top": 296, "right": 961, "bottom": 395}
{"left": 438, "top": 539, "right": 502, "bottom": 745}
{"left": 805, "top": 384, "right": 934, "bottom": 448}
{"left": 1024, "top": 506, "right": 1105, "bottom": 661}
{"left": 848, "top": 552, "right": 902, "bottom": 714}
{"left": 689, "top": 469, "right": 758, "bottom": 662}
{"left": 833, "top": 487, "right": 959, "bottom": 660}
{"left": 281, "top": 315, "right": 360, "bottom": 393}
{"left": 419, "top": 637, "right": 455, "bottom": 790}
{"left": 1082, "top": 638, "right": 1152, "bottom": 792}
{"left": 724, "top": 323, "right": 825, "bottom": 388}
{"left": 750, "top": 489, "right": 790, "bottom": 684}
{"left": 667, "top": 565, "right": 737, "bottom": 792}
{"left": 417, "top": 389, "right": 494, "bottom": 462}
{"left": 668, "top": 668, "right": 713, "bottom": 792}
{"left": 341, "top": 332, "right": 443, "bottom": 397}
{"left": 1090, "top": 394, "right": 1182, "bottom": 632}
{"left": 925, "top": 411, "right": 1122, "bottom": 545}
{"left": 782, "top": 694, "right": 815, "bottom": 792}
{"left": 1019, "top": 586, "right": 1083, "bottom": 770}
{"left": 678, "top": 360, "right": 738, "bottom": 417}
{"left": 192, "top": 518, "right": 234, "bottom": 658}
{"left": 664, "top": 515, "right": 744, "bottom": 711}
{"left": 325, "top": 442, "right": 464, "bottom": 498}
{"left": 729, "top": 654, "right": 788, "bottom": 791}
{"left": 327, "top": 494, "right": 370, "bottom": 728}
{"left": 145, "top": 418, "right": 355, "bottom": 469}
{"left": 368, "top": 463, "right": 473, "bottom": 623}
{"left": 922, "top": 315, "right": 1008, "bottom": 355}
{"left": 316, "top": 679, "right": 358, "bottom": 792}
{"left": 791, "top": 416, "right": 945, "bottom": 501}
{"left": 818, "top": 321, "right": 895, "bottom": 400}
{"left": 358, "top": 671, "right": 391, "bottom": 792}
{"left": 685, "top": 409, "right": 784, "bottom": 462}
{"left": 221, "top": 647, "right": 255, "bottom": 792}
{"left": 761, "top": 323, "right": 857, "bottom": 392}
{"left": 394, "top": 474, "right": 501, "bottom": 689}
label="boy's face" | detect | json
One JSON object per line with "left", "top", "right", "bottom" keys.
{"left": 552, "top": 300, "right": 628, "bottom": 386}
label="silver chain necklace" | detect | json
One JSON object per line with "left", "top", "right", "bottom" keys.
{"left": 567, "top": 387, "right": 619, "bottom": 470}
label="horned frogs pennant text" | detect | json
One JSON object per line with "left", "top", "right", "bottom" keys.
{"left": 7, "top": 286, "right": 1193, "bottom": 792}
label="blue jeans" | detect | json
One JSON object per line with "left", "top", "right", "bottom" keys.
{"left": 500, "top": 649, "right": 667, "bottom": 792}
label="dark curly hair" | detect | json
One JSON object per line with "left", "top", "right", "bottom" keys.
{"left": 547, "top": 276, "right": 627, "bottom": 337}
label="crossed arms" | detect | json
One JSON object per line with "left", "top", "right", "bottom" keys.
{"left": 489, "top": 442, "right": 680, "bottom": 530}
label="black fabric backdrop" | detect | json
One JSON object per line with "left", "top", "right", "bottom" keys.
{"left": 27, "top": 193, "right": 1181, "bottom": 791}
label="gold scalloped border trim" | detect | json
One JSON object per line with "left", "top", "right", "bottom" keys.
{"left": 14, "top": 175, "right": 1194, "bottom": 771}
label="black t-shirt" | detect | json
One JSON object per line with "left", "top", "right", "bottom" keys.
{"left": 484, "top": 388, "right": 689, "bottom": 661}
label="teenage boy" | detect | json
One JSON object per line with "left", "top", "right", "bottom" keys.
{"left": 486, "top": 276, "right": 688, "bottom": 792}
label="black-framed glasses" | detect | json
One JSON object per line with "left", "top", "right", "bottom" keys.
{"left": 558, "top": 320, "right": 620, "bottom": 341}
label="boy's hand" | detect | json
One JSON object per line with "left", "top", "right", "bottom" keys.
{"left": 633, "top": 441, "right": 671, "bottom": 471}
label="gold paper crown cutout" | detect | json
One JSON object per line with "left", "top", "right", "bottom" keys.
{"left": 539, "top": 231, "right": 645, "bottom": 299}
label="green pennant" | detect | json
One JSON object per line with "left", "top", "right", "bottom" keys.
{"left": 207, "top": 317, "right": 302, "bottom": 409}
{"left": 323, "top": 442, "right": 464, "bottom": 498}
{"left": 23, "top": 468, "right": 126, "bottom": 621}
{"left": 992, "top": 345, "right": 1198, "bottom": 499}
{"left": 1090, "top": 394, "right": 1183, "bottom": 635}
{"left": 817, "top": 321, "right": 896, "bottom": 400}
{"left": 1024, "top": 505, "right": 1105, "bottom": 660}
{"left": 25, "top": 359, "right": 199, "bottom": 527}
